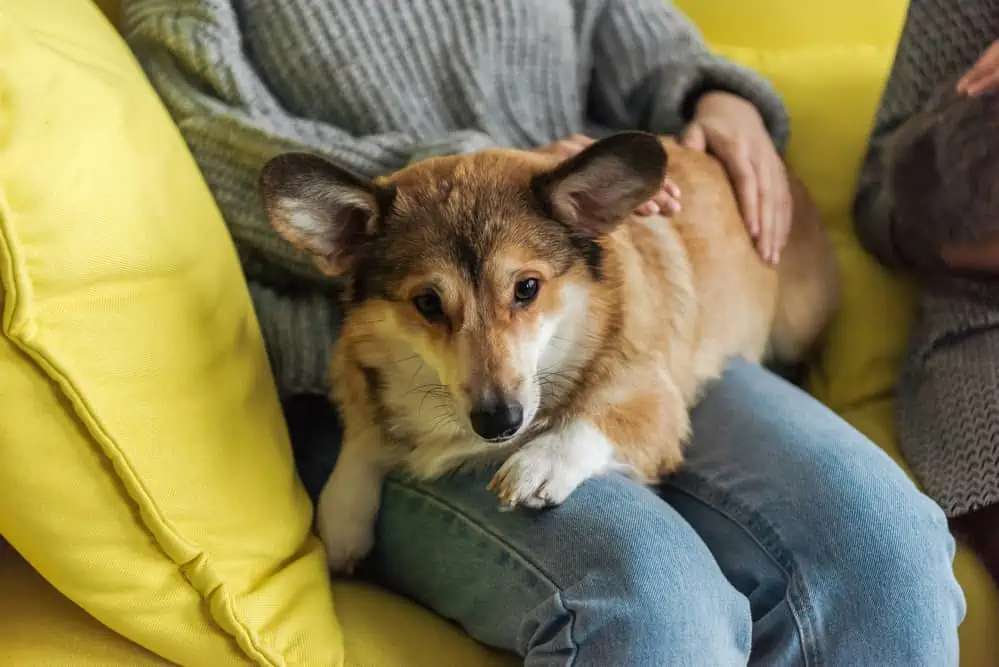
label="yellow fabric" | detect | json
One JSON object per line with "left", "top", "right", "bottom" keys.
{"left": 676, "top": 1, "right": 999, "bottom": 664}
{"left": 0, "top": 1, "right": 342, "bottom": 665}
{"left": 0, "top": 540, "right": 173, "bottom": 667}
{"left": 0, "top": 538, "right": 513, "bottom": 667}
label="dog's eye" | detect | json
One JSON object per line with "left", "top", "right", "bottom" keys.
{"left": 513, "top": 278, "right": 541, "bottom": 306}
{"left": 413, "top": 290, "right": 445, "bottom": 322}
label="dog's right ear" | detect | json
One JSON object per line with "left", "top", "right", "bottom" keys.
{"left": 260, "top": 153, "right": 391, "bottom": 276}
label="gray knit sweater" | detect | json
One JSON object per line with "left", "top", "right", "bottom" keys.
{"left": 121, "top": 0, "right": 788, "bottom": 397}
{"left": 854, "top": 0, "right": 999, "bottom": 516}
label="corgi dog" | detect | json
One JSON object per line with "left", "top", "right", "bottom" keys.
{"left": 260, "top": 132, "right": 838, "bottom": 573}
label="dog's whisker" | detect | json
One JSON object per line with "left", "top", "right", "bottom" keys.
{"left": 408, "top": 359, "right": 427, "bottom": 387}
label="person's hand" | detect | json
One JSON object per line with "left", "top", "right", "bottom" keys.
{"left": 682, "top": 92, "right": 790, "bottom": 264}
{"left": 940, "top": 237, "right": 999, "bottom": 274}
{"left": 535, "top": 134, "right": 682, "bottom": 216}
{"left": 957, "top": 40, "right": 999, "bottom": 96}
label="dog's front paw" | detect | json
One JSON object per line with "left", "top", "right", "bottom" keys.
{"left": 488, "top": 424, "right": 615, "bottom": 509}
{"left": 489, "top": 440, "right": 582, "bottom": 508}
{"left": 315, "top": 472, "right": 381, "bottom": 575}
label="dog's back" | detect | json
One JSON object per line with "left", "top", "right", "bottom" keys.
{"left": 598, "top": 138, "right": 836, "bottom": 407}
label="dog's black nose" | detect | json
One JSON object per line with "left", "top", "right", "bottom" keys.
{"left": 469, "top": 400, "right": 524, "bottom": 441}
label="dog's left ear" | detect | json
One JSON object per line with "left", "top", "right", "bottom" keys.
{"left": 532, "top": 132, "right": 667, "bottom": 236}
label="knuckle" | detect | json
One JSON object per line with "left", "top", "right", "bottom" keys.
{"left": 731, "top": 137, "right": 752, "bottom": 160}
{"left": 717, "top": 134, "right": 740, "bottom": 153}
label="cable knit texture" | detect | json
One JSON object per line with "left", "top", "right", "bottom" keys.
{"left": 853, "top": 0, "right": 999, "bottom": 516}
{"left": 120, "top": 0, "right": 788, "bottom": 396}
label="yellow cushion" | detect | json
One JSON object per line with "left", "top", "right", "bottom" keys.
{"left": 676, "top": 1, "right": 999, "bottom": 663}
{"left": 0, "top": 539, "right": 172, "bottom": 666}
{"left": 0, "top": 537, "right": 513, "bottom": 667}
{"left": 0, "top": 1, "right": 342, "bottom": 665}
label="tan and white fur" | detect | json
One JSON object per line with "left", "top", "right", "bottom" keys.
{"left": 259, "top": 132, "right": 838, "bottom": 573}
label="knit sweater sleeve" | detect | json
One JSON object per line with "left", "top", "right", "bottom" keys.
{"left": 852, "top": 0, "right": 995, "bottom": 267}
{"left": 121, "top": 1, "right": 495, "bottom": 282}
{"left": 587, "top": 0, "right": 790, "bottom": 150}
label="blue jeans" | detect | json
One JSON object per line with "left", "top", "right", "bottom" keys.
{"left": 286, "top": 359, "right": 965, "bottom": 666}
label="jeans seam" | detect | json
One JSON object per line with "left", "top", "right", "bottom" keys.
{"left": 555, "top": 589, "right": 579, "bottom": 667}
{"left": 663, "top": 472, "right": 824, "bottom": 667}
{"left": 384, "top": 477, "right": 582, "bottom": 658}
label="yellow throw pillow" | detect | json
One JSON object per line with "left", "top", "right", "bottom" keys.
{"left": 0, "top": 1, "right": 342, "bottom": 665}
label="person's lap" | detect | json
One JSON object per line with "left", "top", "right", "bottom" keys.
{"left": 285, "top": 358, "right": 964, "bottom": 666}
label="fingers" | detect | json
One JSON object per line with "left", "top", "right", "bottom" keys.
{"left": 777, "top": 164, "right": 793, "bottom": 264}
{"left": 653, "top": 190, "right": 681, "bottom": 215}
{"left": 657, "top": 176, "right": 682, "bottom": 215}
{"left": 958, "top": 41, "right": 999, "bottom": 93}
{"left": 958, "top": 40, "right": 999, "bottom": 95}
{"left": 755, "top": 152, "right": 774, "bottom": 262}
{"left": 721, "top": 139, "right": 760, "bottom": 240}
{"left": 635, "top": 177, "right": 682, "bottom": 217}
{"left": 635, "top": 191, "right": 678, "bottom": 216}
{"left": 769, "top": 160, "right": 792, "bottom": 265}
{"left": 547, "top": 135, "right": 685, "bottom": 218}
{"left": 754, "top": 147, "right": 797, "bottom": 265}
{"left": 636, "top": 201, "right": 660, "bottom": 216}
{"left": 562, "top": 134, "right": 594, "bottom": 158}
{"left": 966, "top": 69, "right": 999, "bottom": 96}
{"left": 542, "top": 134, "right": 595, "bottom": 160}
{"left": 761, "top": 151, "right": 794, "bottom": 265}
{"left": 682, "top": 123, "right": 707, "bottom": 152}
{"left": 706, "top": 127, "right": 796, "bottom": 265}
{"left": 662, "top": 176, "right": 680, "bottom": 199}
{"left": 941, "top": 235, "right": 999, "bottom": 273}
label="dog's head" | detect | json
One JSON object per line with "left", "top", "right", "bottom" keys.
{"left": 261, "top": 132, "right": 666, "bottom": 444}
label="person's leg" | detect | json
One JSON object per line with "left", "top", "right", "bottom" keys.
{"left": 663, "top": 358, "right": 966, "bottom": 666}
{"left": 284, "top": 392, "right": 754, "bottom": 666}
{"left": 283, "top": 359, "right": 965, "bottom": 666}
{"left": 896, "top": 289, "right": 999, "bottom": 587}
{"left": 372, "top": 469, "right": 752, "bottom": 666}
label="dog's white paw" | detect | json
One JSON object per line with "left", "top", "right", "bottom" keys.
{"left": 316, "top": 486, "right": 377, "bottom": 574}
{"left": 315, "top": 455, "right": 384, "bottom": 575}
{"left": 488, "top": 422, "right": 616, "bottom": 509}
{"left": 489, "top": 439, "right": 584, "bottom": 508}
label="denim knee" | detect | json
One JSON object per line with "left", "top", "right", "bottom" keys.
{"left": 804, "top": 466, "right": 966, "bottom": 666}
{"left": 374, "top": 471, "right": 755, "bottom": 665}
{"left": 517, "top": 480, "right": 753, "bottom": 666}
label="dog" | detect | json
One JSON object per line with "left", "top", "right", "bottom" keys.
{"left": 260, "top": 132, "right": 838, "bottom": 573}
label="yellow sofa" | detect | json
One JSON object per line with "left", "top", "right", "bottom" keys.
{"left": 0, "top": 1, "right": 996, "bottom": 666}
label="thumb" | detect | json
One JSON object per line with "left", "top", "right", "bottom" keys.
{"left": 682, "top": 123, "right": 707, "bottom": 152}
